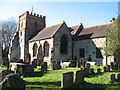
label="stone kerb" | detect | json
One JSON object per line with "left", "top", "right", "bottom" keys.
{"left": 75, "top": 70, "right": 85, "bottom": 84}
{"left": 41, "top": 62, "right": 47, "bottom": 71}
{"left": 61, "top": 72, "right": 74, "bottom": 88}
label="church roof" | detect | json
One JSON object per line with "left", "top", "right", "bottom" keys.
{"left": 29, "top": 22, "right": 63, "bottom": 42}
{"left": 75, "top": 22, "right": 113, "bottom": 40}
{"left": 69, "top": 24, "right": 82, "bottom": 35}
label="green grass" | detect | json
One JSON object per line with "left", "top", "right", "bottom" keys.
{"left": 23, "top": 65, "right": 120, "bottom": 89}
{"left": 0, "top": 66, "right": 7, "bottom": 71}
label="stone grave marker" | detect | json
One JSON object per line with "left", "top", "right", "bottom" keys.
{"left": 41, "top": 62, "right": 47, "bottom": 71}
{"left": 96, "top": 68, "right": 101, "bottom": 73}
{"left": 89, "top": 68, "right": 95, "bottom": 74}
{"left": 116, "top": 73, "right": 120, "bottom": 80}
{"left": 61, "top": 72, "right": 74, "bottom": 88}
{"left": 103, "top": 67, "right": 107, "bottom": 72}
{"left": 75, "top": 70, "right": 85, "bottom": 84}
{"left": 110, "top": 74, "right": 116, "bottom": 82}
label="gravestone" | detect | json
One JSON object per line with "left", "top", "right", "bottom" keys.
{"left": 57, "top": 62, "right": 61, "bottom": 69}
{"left": 106, "top": 65, "right": 110, "bottom": 72}
{"left": 114, "top": 63, "right": 118, "bottom": 70}
{"left": 41, "top": 62, "right": 47, "bottom": 71}
{"left": 89, "top": 68, "right": 95, "bottom": 74}
{"left": 1, "top": 73, "right": 26, "bottom": 89}
{"left": 51, "top": 61, "right": 58, "bottom": 70}
{"left": 85, "top": 63, "right": 90, "bottom": 69}
{"left": 97, "top": 68, "right": 101, "bottom": 73}
{"left": 116, "top": 73, "right": 120, "bottom": 80}
{"left": 110, "top": 74, "right": 116, "bottom": 82}
{"left": 103, "top": 67, "right": 107, "bottom": 72}
{"left": 32, "top": 61, "right": 37, "bottom": 68}
{"left": 61, "top": 72, "right": 73, "bottom": 88}
{"left": 75, "top": 70, "right": 85, "bottom": 84}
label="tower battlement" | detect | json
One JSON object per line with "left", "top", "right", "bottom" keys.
{"left": 19, "top": 11, "right": 46, "bottom": 21}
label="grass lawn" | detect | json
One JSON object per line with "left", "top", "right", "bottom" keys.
{"left": 23, "top": 65, "right": 120, "bottom": 89}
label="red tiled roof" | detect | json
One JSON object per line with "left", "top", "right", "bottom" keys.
{"left": 29, "top": 22, "right": 63, "bottom": 42}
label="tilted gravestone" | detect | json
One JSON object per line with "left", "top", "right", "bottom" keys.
{"left": 96, "top": 68, "right": 101, "bottom": 73}
{"left": 114, "top": 63, "right": 118, "bottom": 70}
{"left": 1, "top": 73, "right": 26, "bottom": 89}
{"left": 110, "top": 74, "right": 116, "bottom": 82}
{"left": 116, "top": 73, "right": 120, "bottom": 80}
{"left": 61, "top": 72, "right": 74, "bottom": 88}
{"left": 41, "top": 62, "right": 47, "bottom": 71}
{"left": 75, "top": 70, "right": 85, "bottom": 84}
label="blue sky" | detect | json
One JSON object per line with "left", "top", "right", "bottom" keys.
{"left": 0, "top": 2, "right": 118, "bottom": 27}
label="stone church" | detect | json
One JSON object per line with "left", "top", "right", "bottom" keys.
{"left": 8, "top": 11, "right": 114, "bottom": 65}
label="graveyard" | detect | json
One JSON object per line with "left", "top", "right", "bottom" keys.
{"left": 0, "top": 62, "right": 120, "bottom": 89}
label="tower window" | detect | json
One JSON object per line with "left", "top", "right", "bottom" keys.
{"left": 60, "top": 34, "right": 68, "bottom": 54}
{"left": 43, "top": 41, "right": 49, "bottom": 57}
{"left": 79, "top": 48, "right": 85, "bottom": 57}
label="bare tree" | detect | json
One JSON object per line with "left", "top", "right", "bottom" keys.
{"left": 0, "top": 17, "right": 17, "bottom": 59}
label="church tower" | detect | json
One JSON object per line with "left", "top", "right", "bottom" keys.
{"left": 18, "top": 11, "right": 46, "bottom": 62}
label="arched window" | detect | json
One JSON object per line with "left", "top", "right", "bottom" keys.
{"left": 60, "top": 34, "right": 68, "bottom": 54}
{"left": 43, "top": 41, "right": 49, "bottom": 57}
{"left": 38, "top": 45, "right": 42, "bottom": 55}
{"left": 33, "top": 43, "right": 38, "bottom": 57}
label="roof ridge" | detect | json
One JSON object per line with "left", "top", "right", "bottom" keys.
{"left": 84, "top": 22, "right": 113, "bottom": 29}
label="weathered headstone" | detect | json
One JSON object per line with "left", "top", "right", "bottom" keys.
{"left": 96, "top": 68, "right": 101, "bottom": 73}
{"left": 103, "top": 67, "right": 107, "bottom": 72}
{"left": 61, "top": 72, "right": 73, "bottom": 88}
{"left": 116, "top": 73, "right": 120, "bottom": 80}
{"left": 32, "top": 61, "right": 37, "bottom": 68}
{"left": 57, "top": 62, "right": 61, "bottom": 69}
{"left": 41, "top": 62, "right": 47, "bottom": 71}
{"left": 89, "top": 68, "right": 95, "bottom": 74}
{"left": 114, "top": 63, "right": 118, "bottom": 70}
{"left": 106, "top": 65, "right": 110, "bottom": 72}
{"left": 75, "top": 70, "right": 85, "bottom": 84}
{"left": 110, "top": 74, "right": 116, "bottom": 82}
{"left": 51, "top": 61, "right": 58, "bottom": 70}
{"left": 85, "top": 63, "right": 90, "bottom": 69}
